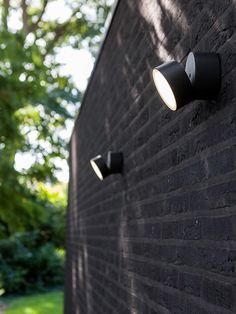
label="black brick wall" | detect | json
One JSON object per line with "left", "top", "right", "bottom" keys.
{"left": 65, "top": 0, "right": 236, "bottom": 313}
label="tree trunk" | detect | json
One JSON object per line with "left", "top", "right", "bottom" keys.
{"left": 21, "top": 0, "right": 29, "bottom": 34}
{"left": 2, "top": 0, "right": 10, "bottom": 30}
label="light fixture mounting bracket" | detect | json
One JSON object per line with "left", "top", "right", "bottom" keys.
{"left": 185, "top": 52, "right": 221, "bottom": 100}
{"left": 107, "top": 152, "right": 123, "bottom": 174}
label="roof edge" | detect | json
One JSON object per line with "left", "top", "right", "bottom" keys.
{"left": 70, "top": 0, "right": 120, "bottom": 142}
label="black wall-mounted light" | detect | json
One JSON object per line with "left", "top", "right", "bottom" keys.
{"left": 152, "top": 52, "right": 221, "bottom": 111}
{"left": 90, "top": 155, "right": 110, "bottom": 180}
{"left": 90, "top": 151, "right": 123, "bottom": 180}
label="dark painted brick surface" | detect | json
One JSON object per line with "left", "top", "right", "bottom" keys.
{"left": 65, "top": 0, "right": 236, "bottom": 313}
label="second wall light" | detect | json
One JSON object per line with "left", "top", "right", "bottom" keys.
{"left": 152, "top": 52, "right": 221, "bottom": 111}
{"left": 90, "top": 151, "right": 123, "bottom": 180}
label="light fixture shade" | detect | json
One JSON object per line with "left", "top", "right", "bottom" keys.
{"left": 153, "top": 61, "right": 193, "bottom": 111}
{"left": 107, "top": 152, "right": 123, "bottom": 174}
{"left": 152, "top": 52, "right": 222, "bottom": 111}
{"left": 90, "top": 155, "right": 110, "bottom": 180}
{"left": 185, "top": 52, "right": 221, "bottom": 100}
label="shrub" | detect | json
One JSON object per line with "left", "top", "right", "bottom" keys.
{"left": 0, "top": 232, "right": 64, "bottom": 295}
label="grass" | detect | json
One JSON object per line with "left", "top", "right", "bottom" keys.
{"left": 2, "top": 290, "right": 63, "bottom": 314}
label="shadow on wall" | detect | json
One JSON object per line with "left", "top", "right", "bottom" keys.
{"left": 118, "top": 0, "right": 236, "bottom": 313}
{"left": 68, "top": 0, "right": 236, "bottom": 313}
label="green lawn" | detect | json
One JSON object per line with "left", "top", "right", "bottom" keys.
{"left": 3, "top": 290, "right": 63, "bottom": 314}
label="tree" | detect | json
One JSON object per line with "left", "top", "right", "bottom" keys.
{"left": 0, "top": 0, "right": 112, "bottom": 236}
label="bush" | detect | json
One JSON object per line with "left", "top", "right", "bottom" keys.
{"left": 0, "top": 232, "right": 64, "bottom": 295}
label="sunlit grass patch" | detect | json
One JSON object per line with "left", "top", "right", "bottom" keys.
{"left": 4, "top": 290, "right": 63, "bottom": 314}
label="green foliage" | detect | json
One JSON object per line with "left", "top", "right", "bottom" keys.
{"left": 4, "top": 290, "right": 63, "bottom": 314}
{"left": 0, "top": 232, "right": 64, "bottom": 295}
{"left": 0, "top": 28, "right": 77, "bottom": 236}
{"left": 0, "top": 0, "right": 113, "bottom": 296}
{"left": 0, "top": 0, "right": 113, "bottom": 237}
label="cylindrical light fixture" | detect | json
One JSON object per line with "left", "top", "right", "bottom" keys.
{"left": 153, "top": 61, "right": 193, "bottom": 111}
{"left": 90, "top": 155, "right": 110, "bottom": 180}
{"left": 90, "top": 152, "right": 123, "bottom": 180}
{"left": 152, "top": 52, "right": 221, "bottom": 111}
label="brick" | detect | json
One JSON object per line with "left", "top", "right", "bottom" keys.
{"left": 178, "top": 271, "right": 202, "bottom": 297}
{"left": 202, "top": 216, "right": 236, "bottom": 241}
{"left": 65, "top": 0, "right": 236, "bottom": 313}
{"left": 202, "top": 278, "right": 233, "bottom": 309}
